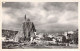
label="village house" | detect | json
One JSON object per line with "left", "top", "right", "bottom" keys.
{"left": 2, "top": 29, "right": 18, "bottom": 42}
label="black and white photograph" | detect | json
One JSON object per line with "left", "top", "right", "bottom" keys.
{"left": 2, "top": 2, "right": 78, "bottom": 49}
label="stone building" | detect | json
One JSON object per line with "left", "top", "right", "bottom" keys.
{"left": 23, "top": 15, "right": 36, "bottom": 41}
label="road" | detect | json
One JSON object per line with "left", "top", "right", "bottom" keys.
{"left": 2, "top": 41, "right": 78, "bottom": 49}
{"left": 9, "top": 44, "right": 78, "bottom": 49}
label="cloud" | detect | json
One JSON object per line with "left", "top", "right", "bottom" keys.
{"left": 58, "top": 11, "right": 78, "bottom": 24}
{"left": 43, "top": 2, "right": 78, "bottom": 12}
{"left": 2, "top": 2, "right": 33, "bottom": 9}
{"left": 2, "top": 8, "right": 18, "bottom": 24}
{"left": 2, "top": 2, "right": 78, "bottom": 33}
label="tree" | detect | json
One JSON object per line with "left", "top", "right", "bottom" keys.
{"left": 62, "top": 36, "right": 66, "bottom": 43}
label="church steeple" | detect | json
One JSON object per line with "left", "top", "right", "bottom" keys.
{"left": 24, "top": 14, "right": 26, "bottom": 21}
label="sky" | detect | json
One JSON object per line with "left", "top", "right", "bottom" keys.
{"left": 2, "top": 2, "right": 78, "bottom": 33}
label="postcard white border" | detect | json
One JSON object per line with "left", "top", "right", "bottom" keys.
{"left": 0, "top": 0, "right": 80, "bottom": 51}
